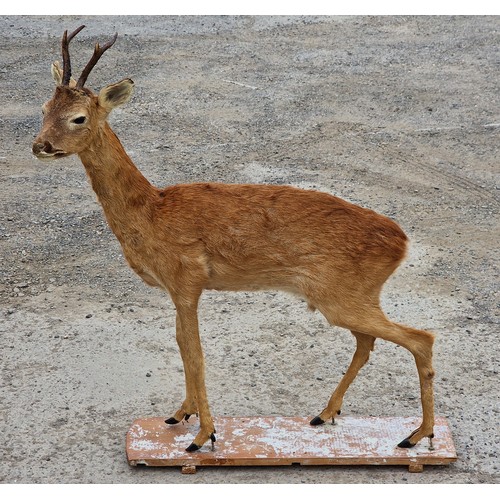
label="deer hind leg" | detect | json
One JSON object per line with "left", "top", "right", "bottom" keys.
{"left": 318, "top": 304, "right": 435, "bottom": 447}
{"left": 397, "top": 346, "right": 436, "bottom": 448}
{"left": 165, "top": 295, "right": 216, "bottom": 452}
{"left": 310, "top": 331, "right": 375, "bottom": 426}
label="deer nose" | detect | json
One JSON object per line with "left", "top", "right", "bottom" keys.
{"left": 32, "top": 141, "right": 53, "bottom": 155}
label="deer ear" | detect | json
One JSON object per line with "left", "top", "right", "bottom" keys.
{"left": 51, "top": 61, "right": 76, "bottom": 87}
{"left": 98, "top": 79, "right": 134, "bottom": 112}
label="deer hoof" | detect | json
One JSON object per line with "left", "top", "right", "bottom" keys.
{"left": 165, "top": 417, "right": 180, "bottom": 425}
{"left": 310, "top": 415, "right": 325, "bottom": 426}
{"left": 397, "top": 437, "right": 416, "bottom": 448}
{"left": 185, "top": 442, "right": 201, "bottom": 452}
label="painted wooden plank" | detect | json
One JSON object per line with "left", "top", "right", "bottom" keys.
{"left": 126, "top": 415, "right": 457, "bottom": 472}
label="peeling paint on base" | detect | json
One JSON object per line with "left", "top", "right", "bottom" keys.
{"left": 126, "top": 415, "right": 457, "bottom": 471}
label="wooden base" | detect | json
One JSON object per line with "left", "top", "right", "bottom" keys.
{"left": 126, "top": 415, "right": 457, "bottom": 473}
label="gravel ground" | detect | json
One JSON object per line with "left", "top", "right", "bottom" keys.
{"left": 0, "top": 15, "right": 498, "bottom": 484}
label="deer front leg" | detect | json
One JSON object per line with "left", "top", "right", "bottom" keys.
{"left": 165, "top": 311, "right": 199, "bottom": 424}
{"left": 168, "top": 298, "right": 216, "bottom": 452}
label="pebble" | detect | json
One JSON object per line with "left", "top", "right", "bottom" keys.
{"left": 16, "top": 282, "right": 29, "bottom": 288}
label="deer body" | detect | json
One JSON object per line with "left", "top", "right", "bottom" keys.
{"left": 33, "top": 27, "right": 436, "bottom": 452}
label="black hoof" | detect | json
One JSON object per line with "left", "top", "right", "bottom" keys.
{"left": 397, "top": 437, "right": 416, "bottom": 448}
{"left": 165, "top": 417, "right": 180, "bottom": 425}
{"left": 310, "top": 416, "right": 325, "bottom": 426}
{"left": 210, "top": 432, "right": 216, "bottom": 451}
{"left": 185, "top": 442, "right": 201, "bottom": 452}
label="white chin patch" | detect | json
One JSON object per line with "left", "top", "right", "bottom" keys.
{"left": 34, "top": 152, "right": 68, "bottom": 161}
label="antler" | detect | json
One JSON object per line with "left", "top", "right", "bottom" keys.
{"left": 61, "top": 25, "right": 86, "bottom": 86}
{"left": 76, "top": 32, "right": 118, "bottom": 89}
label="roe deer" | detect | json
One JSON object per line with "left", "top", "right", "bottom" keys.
{"left": 32, "top": 26, "right": 436, "bottom": 452}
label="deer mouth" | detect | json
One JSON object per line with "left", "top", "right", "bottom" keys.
{"left": 33, "top": 150, "right": 70, "bottom": 161}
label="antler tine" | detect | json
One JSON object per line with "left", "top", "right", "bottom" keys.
{"left": 76, "top": 32, "right": 118, "bottom": 89}
{"left": 61, "top": 25, "right": 86, "bottom": 86}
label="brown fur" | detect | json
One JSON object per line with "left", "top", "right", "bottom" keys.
{"left": 32, "top": 37, "right": 436, "bottom": 451}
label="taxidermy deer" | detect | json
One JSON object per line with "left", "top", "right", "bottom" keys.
{"left": 33, "top": 26, "right": 436, "bottom": 452}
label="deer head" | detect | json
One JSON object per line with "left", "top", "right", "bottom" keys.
{"left": 32, "top": 25, "right": 134, "bottom": 161}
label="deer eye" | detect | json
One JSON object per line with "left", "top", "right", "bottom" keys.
{"left": 72, "top": 116, "right": 86, "bottom": 124}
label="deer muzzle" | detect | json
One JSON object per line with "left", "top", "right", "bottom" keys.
{"left": 32, "top": 140, "right": 69, "bottom": 160}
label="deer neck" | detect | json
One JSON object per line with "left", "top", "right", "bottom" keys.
{"left": 78, "top": 121, "right": 157, "bottom": 239}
